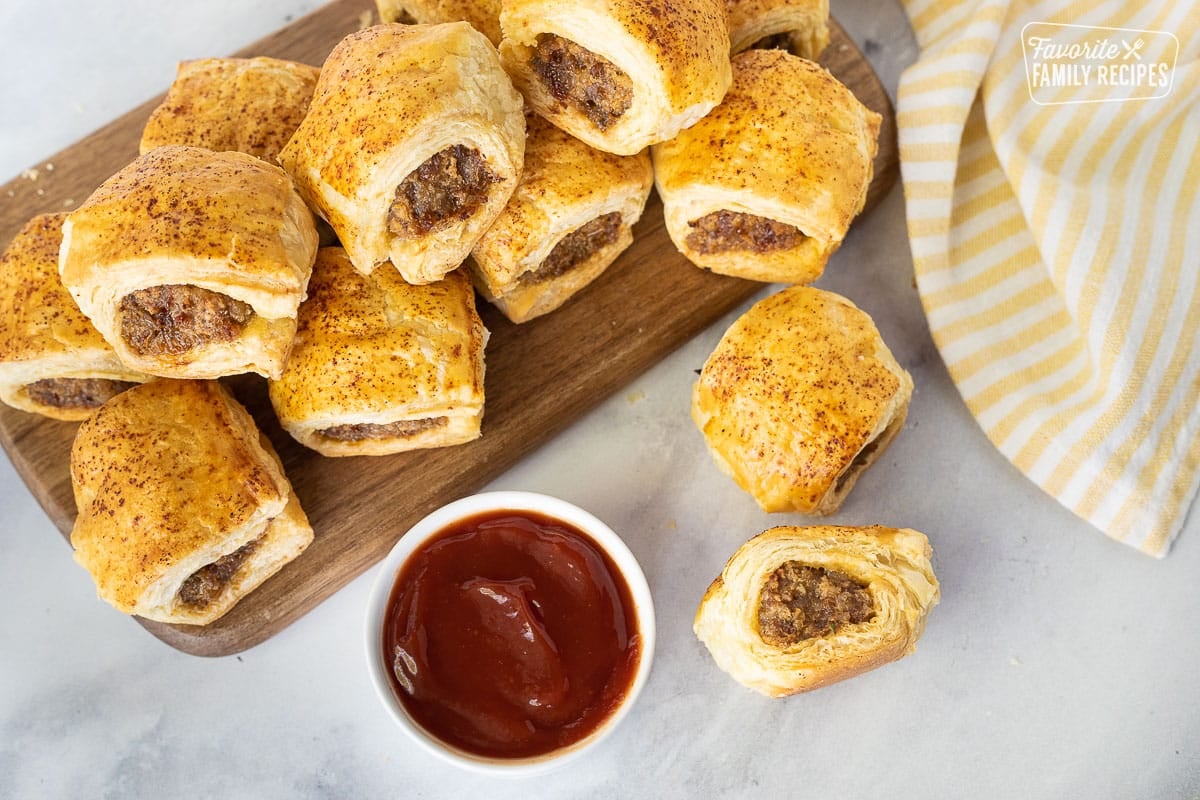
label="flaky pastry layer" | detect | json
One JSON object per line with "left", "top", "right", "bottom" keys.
{"left": 269, "top": 249, "right": 487, "bottom": 456}
{"left": 695, "top": 524, "right": 939, "bottom": 696}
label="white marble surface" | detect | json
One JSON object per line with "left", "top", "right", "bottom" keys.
{"left": 1, "top": 1, "right": 1198, "bottom": 798}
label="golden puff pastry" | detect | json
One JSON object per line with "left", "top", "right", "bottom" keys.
{"left": 70, "top": 379, "right": 314, "bottom": 626}
{"left": 279, "top": 23, "right": 524, "bottom": 284}
{"left": 59, "top": 146, "right": 317, "bottom": 381}
{"left": 725, "top": 0, "right": 829, "bottom": 58}
{"left": 469, "top": 113, "right": 653, "bottom": 323}
{"left": 268, "top": 249, "right": 487, "bottom": 457}
{"left": 652, "top": 49, "right": 879, "bottom": 284}
{"left": 0, "top": 214, "right": 153, "bottom": 420}
{"left": 498, "top": 0, "right": 731, "bottom": 156}
{"left": 692, "top": 286, "right": 912, "bottom": 515}
{"left": 694, "top": 525, "right": 939, "bottom": 697}
{"left": 139, "top": 57, "right": 321, "bottom": 164}
{"left": 375, "top": 0, "right": 503, "bottom": 44}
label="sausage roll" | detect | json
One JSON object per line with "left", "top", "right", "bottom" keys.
{"left": 694, "top": 525, "right": 939, "bottom": 697}
{"left": 652, "top": 50, "right": 879, "bottom": 284}
{"left": 469, "top": 113, "right": 653, "bottom": 323}
{"left": 0, "top": 214, "right": 152, "bottom": 420}
{"left": 70, "top": 379, "right": 314, "bottom": 626}
{"left": 279, "top": 23, "right": 525, "bottom": 284}
{"left": 725, "top": 0, "right": 829, "bottom": 58}
{"left": 268, "top": 249, "right": 487, "bottom": 457}
{"left": 692, "top": 286, "right": 911, "bottom": 515}
{"left": 139, "top": 57, "right": 321, "bottom": 164}
{"left": 375, "top": 0, "right": 503, "bottom": 45}
{"left": 58, "top": 145, "right": 319, "bottom": 380}
{"left": 498, "top": 0, "right": 731, "bottom": 156}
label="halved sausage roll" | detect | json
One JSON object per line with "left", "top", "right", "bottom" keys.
{"left": 279, "top": 23, "right": 524, "bottom": 284}
{"left": 725, "top": 0, "right": 829, "bottom": 58}
{"left": 498, "top": 0, "right": 731, "bottom": 156}
{"left": 139, "top": 57, "right": 321, "bottom": 164}
{"left": 268, "top": 249, "right": 487, "bottom": 457}
{"left": 653, "top": 50, "right": 879, "bottom": 284}
{"left": 58, "top": 145, "right": 318, "bottom": 380}
{"left": 70, "top": 379, "right": 314, "bottom": 626}
{"left": 0, "top": 213, "right": 152, "bottom": 420}
{"left": 375, "top": 0, "right": 503, "bottom": 45}
{"left": 692, "top": 286, "right": 911, "bottom": 515}
{"left": 694, "top": 525, "right": 939, "bottom": 697}
{"left": 469, "top": 113, "right": 653, "bottom": 323}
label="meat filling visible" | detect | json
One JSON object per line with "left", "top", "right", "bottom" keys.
{"left": 757, "top": 562, "right": 875, "bottom": 646}
{"left": 177, "top": 535, "right": 263, "bottom": 609}
{"left": 521, "top": 212, "right": 623, "bottom": 286}
{"left": 319, "top": 416, "right": 448, "bottom": 442}
{"left": 834, "top": 433, "right": 884, "bottom": 494}
{"left": 530, "top": 34, "right": 634, "bottom": 131}
{"left": 119, "top": 285, "right": 254, "bottom": 357}
{"left": 387, "top": 145, "right": 499, "bottom": 238}
{"left": 25, "top": 377, "right": 138, "bottom": 410}
{"left": 749, "top": 32, "right": 795, "bottom": 52}
{"left": 686, "top": 210, "right": 807, "bottom": 255}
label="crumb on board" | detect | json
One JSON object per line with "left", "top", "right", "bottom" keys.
{"left": 664, "top": 518, "right": 677, "bottom": 530}
{"left": 63, "top": 198, "right": 75, "bottom": 207}
{"left": 626, "top": 389, "right": 645, "bottom": 404}
{"left": 358, "top": 10, "right": 374, "bottom": 28}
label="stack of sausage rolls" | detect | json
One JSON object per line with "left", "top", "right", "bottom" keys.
{"left": 1, "top": 0, "right": 935, "bottom": 681}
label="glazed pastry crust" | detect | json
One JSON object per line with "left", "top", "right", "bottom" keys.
{"left": 469, "top": 114, "right": 653, "bottom": 323}
{"left": 694, "top": 525, "right": 939, "bottom": 697}
{"left": 69, "top": 380, "right": 314, "bottom": 625}
{"left": 0, "top": 214, "right": 151, "bottom": 420}
{"left": 268, "top": 249, "right": 487, "bottom": 457}
{"left": 58, "top": 145, "right": 318, "bottom": 380}
{"left": 375, "top": 0, "right": 503, "bottom": 44}
{"left": 139, "top": 57, "right": 321, "bottom": 163}
{"left": 279, "top": 23, "right": 525, "bottom": 283}
{"left": 692, "top": 286, "right": 912, "bottom": 515}
{"left": 498, "top": 0, "right": 731, "bottom": 155}
{"left": 652, "top": 50, "right": 879, "bottom": 284}
{"left": 725, "top": 0, "right": 829, "bottom": 58}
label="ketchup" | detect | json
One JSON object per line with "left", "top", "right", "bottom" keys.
{"left": 381, "top": 509, "right": 641, "bottom": 758}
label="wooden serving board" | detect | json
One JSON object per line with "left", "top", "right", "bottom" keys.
{"left": 0, "top": 0, "right": 897, "bottom": 656}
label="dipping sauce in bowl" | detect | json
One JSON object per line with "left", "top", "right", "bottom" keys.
{"left": 366, "top": 492, "right": 655, "bottom": 774}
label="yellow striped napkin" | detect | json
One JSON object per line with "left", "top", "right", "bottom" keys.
{"left": 896, "top": 0, "right": 1199, "bottom": 556}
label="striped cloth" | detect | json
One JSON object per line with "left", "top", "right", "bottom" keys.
{"left": 896, "top": 0, "right": 1199, "bottom": 556}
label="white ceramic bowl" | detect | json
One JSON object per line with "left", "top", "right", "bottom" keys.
{"left": 364, "top": 491, "right": 656, "bottom": 776}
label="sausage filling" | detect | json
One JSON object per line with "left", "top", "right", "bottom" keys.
{"left": 835, "top": 433, "right": 884, "bottom": 494}
{"left": 834, "top": 412, "right": 905, "bottom": 495}
{"left": 319, "top": 416, "right": 447, "bottom": 442}
{"left": 119, "top": 285, "right": 254, "bottom": 357}
{"left": 757, "top": 562, "right": 875, "bottom": 646}
{"left": 749, "top": 32, "right": 795, "bottom": 52}
{"left": 24, "top": 377, "right": 138, "bottom": 410}
{"left": 520, "top": 212, "right": 623, "bottom": 286}
{"left": 387, "top": 145, "right": 500, "bottom": 238}
{"left": 685, "top": 210, "right": 807, "bottom": 255}
{"left": 177, "top": 535, "right": 263, "bottom": 609}
{"left": 530, "top": 34, "right": 633, "bottom": 131}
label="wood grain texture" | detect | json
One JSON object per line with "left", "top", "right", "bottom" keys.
{"left": 0, "top": 0, "right": 897, "bottom": 656}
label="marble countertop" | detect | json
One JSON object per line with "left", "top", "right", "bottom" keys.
{"left": 1, "top": 1, "right": 1198, "bottom": 797}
